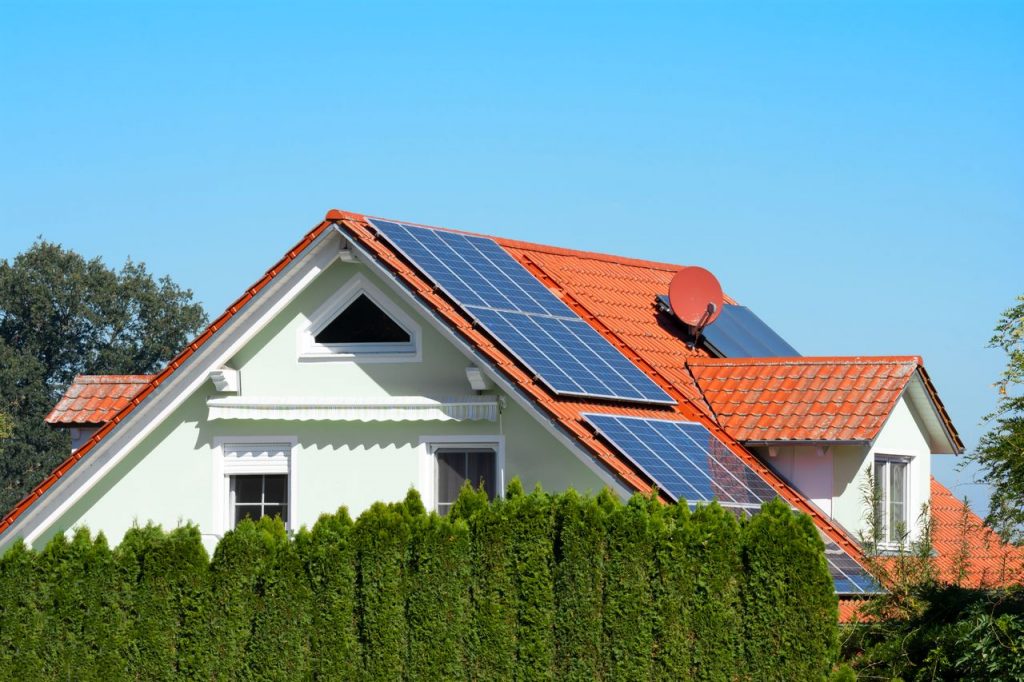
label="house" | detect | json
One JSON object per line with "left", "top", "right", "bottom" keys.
{"left": 3, "top": 209, "right": 1020, "bottom": 611}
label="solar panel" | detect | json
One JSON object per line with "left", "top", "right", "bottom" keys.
{"left": 583, "top": 413, "right": 878, "bottom": 594}
{"left": 702, "top": 304, "right": 800, "bottom": 358}
{"left": 655, "top": 296, "right": 798, "bottom": 359}
{"left": 825, "top": 539, "right": 882, "bottom": 594}
{"left": 369, "top": 219, "right": 674, "bottom": 404}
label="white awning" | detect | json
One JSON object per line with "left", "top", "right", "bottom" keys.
{"left": 206, "top": 395, "right": 499, "bottom": 422}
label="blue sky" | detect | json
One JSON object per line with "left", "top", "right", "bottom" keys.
{"left": 2, "top": 1, "right": 1021, "bottom": 514}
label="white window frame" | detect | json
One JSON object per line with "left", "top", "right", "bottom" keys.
{"left": 298, "top": 273, "right": 421, "bottom": 363}
{"left": 419, "top": 435, "right": 505, "bottom": 514}
{"left": 212, "top": 436, "right": 298, "bottom": 537}
{"left": 873, "top": 453, "right": 912, "bottom": 548}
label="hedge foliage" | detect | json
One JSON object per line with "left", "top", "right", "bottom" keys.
{"left": 0, "top": 482, "right": 839, "bottom": 680}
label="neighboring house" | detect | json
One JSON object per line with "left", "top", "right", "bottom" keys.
{"left": 3, "top": 209, "right": 1021, "bottom": 614}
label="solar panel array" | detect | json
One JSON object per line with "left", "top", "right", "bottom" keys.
{"left": 369, "top": 219, "right": 675, "bottom": 404}
{"left": 583, "top": 413, "right": 877, "bottom": 594}
{"left": 583, "top": 413, "right": 777, "bottom": 507}
{"left": 702, "top": 304, "right": 800, "bottom": 358}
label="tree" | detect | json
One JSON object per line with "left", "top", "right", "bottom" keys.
{"left": 966, "top": 294, "right": 1024, "bottom": 544}
{"left": 0, "top": 240, "right": 207, "bottom": 511}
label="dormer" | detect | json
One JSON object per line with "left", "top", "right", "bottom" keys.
{"left": 689, "top": 356, "right": 963, "bottom": 547}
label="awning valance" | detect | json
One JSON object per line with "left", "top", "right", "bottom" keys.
{"left": 206, "top": 395, "right": 499, "bottom": 422}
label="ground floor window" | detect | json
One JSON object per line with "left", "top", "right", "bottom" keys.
{"left": 435, "top": 447, "right": 497, "bottom": 516}
{"left": 215, "top": 438, "right": 296, "bottom": 536}
{"left": 874, "top": 456, "right": 909, "bottom": 545}
{"left": 231, "top": 474, "right": 288, "bottom": 526}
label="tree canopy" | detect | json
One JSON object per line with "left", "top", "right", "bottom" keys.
{"left": 967, "top": 294, "right": 1024, "bottom": 544}
{"left": 0, "top": 240, "right": 208, "bottom": 512}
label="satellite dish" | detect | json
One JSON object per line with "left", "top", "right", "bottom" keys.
{"left": 668, "top": 266, "right": 724, "bottom": 329}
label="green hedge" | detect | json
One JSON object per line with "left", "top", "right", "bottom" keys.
{"left": 0, "top": 484, "right": 840, "bottom": 680}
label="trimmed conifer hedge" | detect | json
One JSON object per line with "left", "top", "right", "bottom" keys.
{"left": 0, "top": 482, "right": 840, "bottom": 680}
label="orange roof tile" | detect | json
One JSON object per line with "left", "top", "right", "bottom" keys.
{"left": 45, "top": 375, "right": 155, "bottom": 425}
{"left": 837, "top": 598, "right": 870, "bottom": 624}
{"left": 688, "top": 356, "right": 948, "bottom": 443}
{"left": 836, "top": 478, "right": 1024, "bottom": 623}
{"left": 928, "top": 477, "right": 1024, "bottom": 588}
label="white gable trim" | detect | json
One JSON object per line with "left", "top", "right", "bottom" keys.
{"left": 4, "top": 230, "right": 346, "bottom": 548}
{"left": 297, "top": 272, "right": 421, "bottom": 363}
{"left": 903, "top": 372, "right": 961, "bottom": 454}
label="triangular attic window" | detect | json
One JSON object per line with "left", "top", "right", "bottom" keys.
{"left": 314, "top": 294, "right": 412, "bottom": 345}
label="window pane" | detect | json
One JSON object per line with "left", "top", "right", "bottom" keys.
{"left": 263, "top": 504, "right": 288, "bottom": 523}
{"left": 314, "top": 294, "right": 411, "bottom": 344}
{"left": 436, "top": 450, "right": 467, "bottom": 507}
{"left": 264, "top": 475, "right": 288, "bottom": 504}
{"left": 890, "top": 462, "right": 907, "bottom": 540}
{"left": 234, "top": 476, "right": 264, "bottom": 503}
{"left": 436, "top": 448, "right": 497, "bottom": 513}
{"left": 231, "top": 475, "right": 289, "bottom": 529}
{"left": 465, "top": 450, "right": 497, "bottom": 500}
{"left": 235, "top": 504, "right": 263, "bottom": 525}
{"left": 873, "top": 461, "right": 886, "bottom": 538}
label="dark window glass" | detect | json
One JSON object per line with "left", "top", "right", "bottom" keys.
{"left": 314, "top": 294, "right": 411, "bottom": 345}
{"left": 231, "top": 474, "right": 288, "bottom": 527}
{"left": 234, "top": 475, "right": 264, "bottom": 503}
{"left": 436, "top": 448, "right": 496, "bottom": 516}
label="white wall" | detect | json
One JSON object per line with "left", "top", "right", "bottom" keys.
{"left": 760, "top": 445, "right": 834, "bottom": 516}
{"left": 757, "top": 395, "right": 934, "bottom": 545}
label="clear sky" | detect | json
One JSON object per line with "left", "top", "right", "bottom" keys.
{"left": 2, "top": 0, "right": 1021, "bottom": 514}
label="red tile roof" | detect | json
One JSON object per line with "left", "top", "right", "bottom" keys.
{"left": 836, "top": 477, "right": 1024, "bottom": 623}
{"left": 45, "top": 375, "right": 155, "bottom": 425}
{"left": 928, "top": 477, "right": 1024, "bottom": 588}
{"left": 687, "top": 356, "right": 960, "bottom": 446}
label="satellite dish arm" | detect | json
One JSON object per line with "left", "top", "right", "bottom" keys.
{"left": 689, "top": 302, "right": 717, "bottom": 349}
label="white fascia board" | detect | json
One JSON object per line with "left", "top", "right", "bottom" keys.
{"left": 875, "top": 377, "right": 957, "bottom": 457}
{"left": 904, "top": 373, "right": 962, "bottom": 455}
{"left": 4, "top": 230, "right": 345, "bottom": 548}
{"left": 337, "top": 226, "right": 633, "bottom": 501}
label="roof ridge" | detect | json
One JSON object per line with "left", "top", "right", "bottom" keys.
{"left": 358, "top": 211, "right": 686, "bottom": 272}
{"left": 688, "top": 355, "right": 922, "bottom": 367}
{"left": 497, "top": 238, "right": 684, "bottom": 272}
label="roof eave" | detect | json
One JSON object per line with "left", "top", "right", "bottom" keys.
{"left": 743, "top": 439, "right": 872, "bottom": 448}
